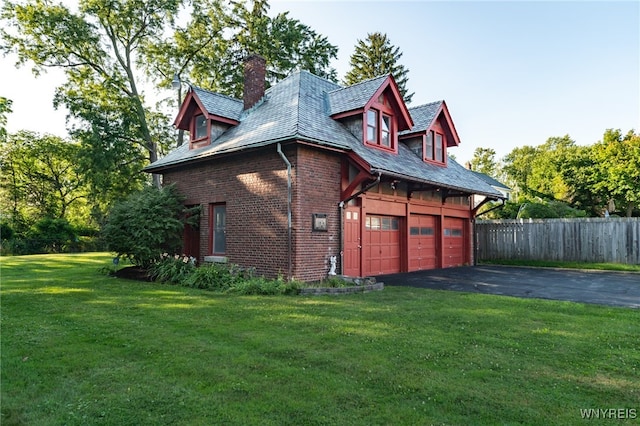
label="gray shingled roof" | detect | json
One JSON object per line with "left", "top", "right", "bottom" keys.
{"left": 327, "top": 75, "right": 388, "bottom": 115}
{"left": 400, "top": 101, "right": 442, "bottom": 135}
{"left": 146, "top": 71, "right": 503, "bottom": 198}
{"left": 191, "top": 87, "right": 243, "bottom": 121}
{"left": 471, "top": 170, "right": 511, "bottom": 190}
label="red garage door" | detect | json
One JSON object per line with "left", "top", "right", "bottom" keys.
{"left": 364, "top": 215, "right": 401, "bottom": 275}
{"left": 409, "top": 214, "right": 437, "bottom": 271}
{"left": 443, "top": 217, "right": 465, "bottom": 268}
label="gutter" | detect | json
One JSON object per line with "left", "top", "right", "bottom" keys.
{"left": 370, "top": 167, "right": 502, "bottom": 200}
{"left": 337, "top": 172, "right": 382, "bottom": 275}
{"left": 277, "top": 143, "right": 293, "bottom": 281}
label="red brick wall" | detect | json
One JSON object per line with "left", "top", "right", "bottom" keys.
{"left": 162, "top": 144, "right": 343, "bottom": 282}
{"left": 162, "top": 148, "right": 289, "bottom": 278}
{"left": 243, "top": 54, "right": 266, "bottom": 110}
{"left": 291, "top": 145, "right": 342, "bottom": 282}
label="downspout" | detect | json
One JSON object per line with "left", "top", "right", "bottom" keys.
{"left": 338, "top": 172, "right": 382, "bottom": 275}
{"left": 277, "top": 143, "right": 292, "bottom": 281}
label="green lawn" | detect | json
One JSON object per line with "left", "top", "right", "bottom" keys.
{"left": 2, "top": 253, "right": 639, "bottom": 425}
{"left": 479, "top": 259, "right": 640, "bottom": 272}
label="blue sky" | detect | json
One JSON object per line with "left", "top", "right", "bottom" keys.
{"left": 2, "top": 0, "right": 638, "bottom": 163}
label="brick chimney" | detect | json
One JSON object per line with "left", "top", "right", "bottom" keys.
{"left": 243, "top": 54, "right": 266, "bottom": 110}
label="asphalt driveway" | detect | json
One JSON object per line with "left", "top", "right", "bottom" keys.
{"left": 377, "top": 266, "right": 640, "bottom": 308}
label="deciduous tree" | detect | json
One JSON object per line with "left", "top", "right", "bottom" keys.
{"left": 0, "top": 131, "right": 88, "bottom": 228}
{"left": 592, "top": 129, "right": 640, "bottom": 217}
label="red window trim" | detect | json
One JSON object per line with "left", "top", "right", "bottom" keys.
{"left": 208, "top": 203, "right": 226, "bottom": 255}
{"left": 363, "top": 97, "right": 397, "bottom": 153}
{"left": 191, "top": 114, "right": 209, "bottom": 144}
{"left": 422, "top": 130, "right": 447, "bottom": 166}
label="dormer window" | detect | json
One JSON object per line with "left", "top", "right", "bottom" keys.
{"left": 365, "top": 95, "right": 395, "bottom": 152}
{"left": 424, "top": 130, "right": 446, "bottom": 164}
{"left": 194, "top": 115, "right": 207, "bottom": 140}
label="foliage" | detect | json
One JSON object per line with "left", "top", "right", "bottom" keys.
{"left": 344, "top": 32, "right": 413, "bottom": 103}
{"left": 145, "top": 0, "right": 338, "bottom": 102}
{"left": 498, "top": 131, "right": 640, "bottom": 217}
{"left": 0, "top": 221, "right": 14, "bottom": 241}
{"left": 0, "top": 0, "right": 182, "bottom": 189}
{"left": 149, "top": 253, "right": 196, "bottom": 284}
{"left": 0, "top": 96, "right": 11, "bottom": 142}
{"left": 0, "top": 131, "right": 89, "bottom": 229}
{"left": 161, "top": 260, "right": 300, "bottom": 295}
{"left": 102, "top": 184, "right": 196, "bottom": 267}
{"left": 3, "top": 253, "right": 638, "bottom": 425}
{"left": 182, "top": 262, "right": 246, "bottom": 291}
{"left": 591, "top": 129, "right": 640, "bottom": 217}
{"left": 516, "top": 200, "right": 587, "bottom": 219}
{"left": 469, "top": 147, "right": 498, "bottom": 178}
{"left": 482, "top": 199, "right": 587, "bottom": 219}
{"left": 27, "top": 217, "right": 77, "bottom": 253}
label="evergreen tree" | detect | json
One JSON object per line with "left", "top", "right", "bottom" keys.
{"left": 344, "top": 32, "right": 413, "bottom": 103}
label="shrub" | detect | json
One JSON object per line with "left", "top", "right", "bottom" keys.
{"left": 26, "top": 217, "right": 77, "bottom": 253}
{"left": 149, "top": 254, "right": 196, "bottom": 285}
{"left": 0, "top": 221, "right": 14, "bottom": 241}
{"left": 102, "top": 185, "right": 199, "bottom": 267}
{"left": 182, "top": 262, "right": 241, "bottom": 291}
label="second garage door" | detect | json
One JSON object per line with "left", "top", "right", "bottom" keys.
{"left": 443, "top": 217, "right": 466, "bottom": 267}
{"left": 364, "top": 215, "right": 401, "bottom": 275}
{"left": 409, "top": 214, "right": 437, "bottom": 271}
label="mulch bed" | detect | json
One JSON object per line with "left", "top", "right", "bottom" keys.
{"left": 113, "top": 266, "right": 153, "bottom": 282}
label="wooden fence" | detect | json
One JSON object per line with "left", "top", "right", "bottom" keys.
{"left": 475, "top": 218, "right": 640, "bottom": 264}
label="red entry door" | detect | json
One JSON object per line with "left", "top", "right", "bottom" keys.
{"left": 363, "top": 215, "right": 401, "bottom": 276}
{"left": 409, "top": 214, "right": 437, "bottom": 271}
{"left": 443, "top": 217, "right": 465, "bottom": 267}
{"left": 343, "top": 209, "right": 361, "bottom": 277}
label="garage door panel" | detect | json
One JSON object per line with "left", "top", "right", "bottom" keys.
{"left": 364, "top": 214, "right": 400, "bottom": 275}
{"left": 409, "top": 214, "right": 437, "bottom": 271}
{"left": 443, "top": 217, "right": 465, "bottom": 268}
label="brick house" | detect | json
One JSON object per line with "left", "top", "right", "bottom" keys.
{"left": 145, "top": 55, "right": 503, "bottom": 282}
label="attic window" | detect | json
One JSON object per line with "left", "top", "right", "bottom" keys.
{"left": 194, "top": 115, "right": 207, "bottom": 140}
{"left": 424, "top": 130, "right": 446, "bottom": 165}
{"left": 365, "top": 99, "right": 395, "bottom": 152}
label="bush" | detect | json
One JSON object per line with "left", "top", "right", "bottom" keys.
{"left": 0, "top": 221, "right": 14, "bottom": 241}
{"left": 182, "top": 263, "right": 242, "bottom": 291}
{"left": 26, "top": 217, "right": 77, "bottom": 253}
{"left": 102, "top": 185, "right": 199, "bottom": 267}
{"left": 149, "top": 260, "right": 301, "bottom": 295}
{"left": 149, "top": 254, "right": 196, "bottom": 285}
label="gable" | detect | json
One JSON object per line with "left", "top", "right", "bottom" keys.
{"left": 174, "top": 87, "right": 242, "bottom": 131}
{"left": 146, "top": 70, "right": 503, "bottom": 199}
{"left": 401, "top": 100, "right": 460, "bottom": 147}
{"left": 328, "top": 75, "right": 413, "bottom": 131}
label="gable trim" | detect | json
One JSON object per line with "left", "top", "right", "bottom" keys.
{"left": 363, "top": 75, "right": 413, "bottom": 131}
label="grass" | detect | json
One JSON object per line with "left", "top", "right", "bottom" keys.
{"left": 2, "top": 253, "right": 639, "bottom": 425}
{"left": 480, "top": 259, "right": 640, "bottom": 272}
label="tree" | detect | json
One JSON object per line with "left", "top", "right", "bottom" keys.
{"left": 0, "top": 97, "right": 12, "bottom": 143}
{"left": 0, "top": 131, "right": 89, "bottom": 229}
{"left": 557, "top": 144, "right": 605, "bottom": 216}
{"left": 469, "top": 147, "right": 498, "bottom": 177}
{"left": 343, "top": 32, "right": 413, "bottom": 103}
{"left": 592, "top": 129, "right": 640, "bottom": 217}
{"left": 1, "top": 0, "right": 182, "bottom": 189}
{"left": 144, "top": 0, "right": 339, "bottom": 101}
